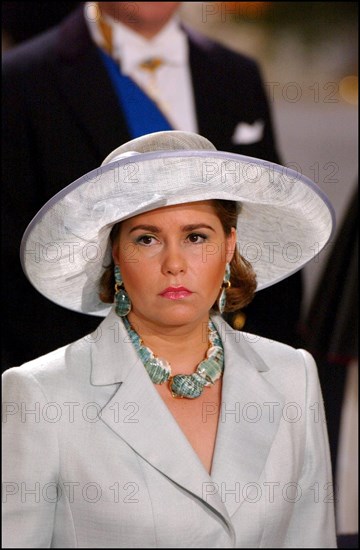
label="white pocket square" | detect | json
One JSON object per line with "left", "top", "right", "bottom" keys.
{"left": 231, "top": 120, "right": 264, "bottom": 144}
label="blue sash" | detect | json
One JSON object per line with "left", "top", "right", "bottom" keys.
{"left": 99, "top": 50, "right": 173, "bottom": 138}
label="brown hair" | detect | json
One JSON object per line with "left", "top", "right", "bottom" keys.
{"left": 211, "top": 200, "right": 257, "bottom": 312}
{"left": 99, "top": 200, "right": 257, "bottom": 312}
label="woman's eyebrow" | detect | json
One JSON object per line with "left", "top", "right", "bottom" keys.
{"left": 129, "top": 224, "right": 160, "bottom": 234}
{"left": 128, "top": 223, "right": 216, "bottom": 234}
{"left": 181, "top": 224, "right": 215, "bottom": 232}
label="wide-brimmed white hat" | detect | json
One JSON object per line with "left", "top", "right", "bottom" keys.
{"left": 21, "top": 130, "right": 335, "bottom": 316}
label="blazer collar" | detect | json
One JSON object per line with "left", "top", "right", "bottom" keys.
{"left": 90, "top": 312, "right": 284, "bottom": 525}
{"left": 90, "top": 308, "right": 139, "bottom": 385}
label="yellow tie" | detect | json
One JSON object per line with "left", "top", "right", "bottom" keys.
{"left": 138, "top": 58, "right": 164, "bottom": 73}
{"left": 138, "top": 57, "right": 167, "bottom": 110}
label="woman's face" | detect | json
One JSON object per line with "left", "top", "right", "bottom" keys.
{"left": 113, "top": 201, "right": 236, "bottom": 329}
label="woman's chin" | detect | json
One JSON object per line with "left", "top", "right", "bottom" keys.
{"left": 133, "top": 304, "right": 209, "bottom": 328}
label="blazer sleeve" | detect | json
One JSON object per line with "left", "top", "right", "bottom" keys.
{"left": 283, "top": 349, "right": 337, "bottom": 548}
{"left": 2, "top": 367, "right": 59, "bottom": 548}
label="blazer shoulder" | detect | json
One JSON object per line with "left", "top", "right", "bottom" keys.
{"left": 2, "top": 336, "right": 91, "bottom": 390}
{"left": 3, "top": 25, "right": 59, "bottom": 73}
{"left": 243, "top": 331, "right": 314, "bottom": 369}
{"left": 213, "top": 314, "right": 314, "bottom": 405}
{"left": 216, "top": 314, "right": 313, "bottom": 376}
{"left": 242, "top": 331, "right": 319, "bottom": 393}
{"left": 2, "top": 6, "right": 89, "bottom": 75}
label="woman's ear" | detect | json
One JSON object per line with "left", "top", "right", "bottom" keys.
{"left": 109, "top": 222, "right": 122, "bottom": 265}
{"left": 225, "top": 227, "right": 237, "bottom": 264}
{"left": 112, "top": 231, "right": 122, "bottom": 266}
{"left": 112, "top": 244, "right": 120, "bottom": 265}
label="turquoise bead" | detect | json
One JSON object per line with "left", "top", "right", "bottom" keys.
{"left": 115, "top": 290, "right": 131, "bottom": 316}
{"left": 170, "top": 374, "right": 205, "bottom": 399}
{"left": 145, "top": 358, "right": 171, "bottom": 384}
{"left": 197, "top": 355, "right": 222, "bottom": 383}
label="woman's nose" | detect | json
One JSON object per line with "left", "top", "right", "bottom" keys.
{"left": 161, "top": 244, "right": 187, "bottom": 276}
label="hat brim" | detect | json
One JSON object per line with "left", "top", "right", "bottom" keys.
{"left": 21, "top": 149, "right": 335, "bottom": 316}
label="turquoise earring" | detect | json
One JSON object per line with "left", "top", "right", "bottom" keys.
{"left": 114, "top": 265, "right": 131, "bottom": 317}
{"left": 218, "top": 263, "right": 231, "bottom": 314}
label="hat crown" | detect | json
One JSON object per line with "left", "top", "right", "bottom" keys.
{"left": 101, "top": 130, "right": 216, "bottom": 166}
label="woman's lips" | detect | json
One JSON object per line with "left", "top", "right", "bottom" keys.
{"left": 159, "top": 287, "right": 193, "bottom": 300}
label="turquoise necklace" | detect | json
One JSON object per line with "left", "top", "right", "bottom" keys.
{"left": 122, "top": 317, "right": 224, "bottom": 399}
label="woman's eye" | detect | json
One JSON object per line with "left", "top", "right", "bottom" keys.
{"left": 136, "top": 235, "right": 157, "bottom": 246}
{"left": 187, "top": 233, "right": 207, "bottom": 244}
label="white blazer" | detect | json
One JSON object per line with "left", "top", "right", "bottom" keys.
{"left": 2, "top": 310, "right": 337, "bottom": 548}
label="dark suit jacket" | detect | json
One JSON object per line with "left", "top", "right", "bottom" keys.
{"left": 2, "top": 7, "right": 302, "bottom": 367}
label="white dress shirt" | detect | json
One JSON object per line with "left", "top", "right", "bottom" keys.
{"left": 85, "top": 3, "right": 198, "bottom": 132}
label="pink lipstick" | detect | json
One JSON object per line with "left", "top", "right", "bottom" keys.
{"left": 160, "top": 286, "right": 193, "bottom": 300}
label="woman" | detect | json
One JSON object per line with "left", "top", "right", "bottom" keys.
{"left": 2, "top": 131, "right": 336, "bottom": 547}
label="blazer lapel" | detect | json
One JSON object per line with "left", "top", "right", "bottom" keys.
{"left": 210, "top": 316, "right": 285, "bottom": 518}
{"left": 54, "top": 8, "right": 131, "bottom": 161}
{"left": 90, "top": 310, "right": 235, "bottom": 538}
